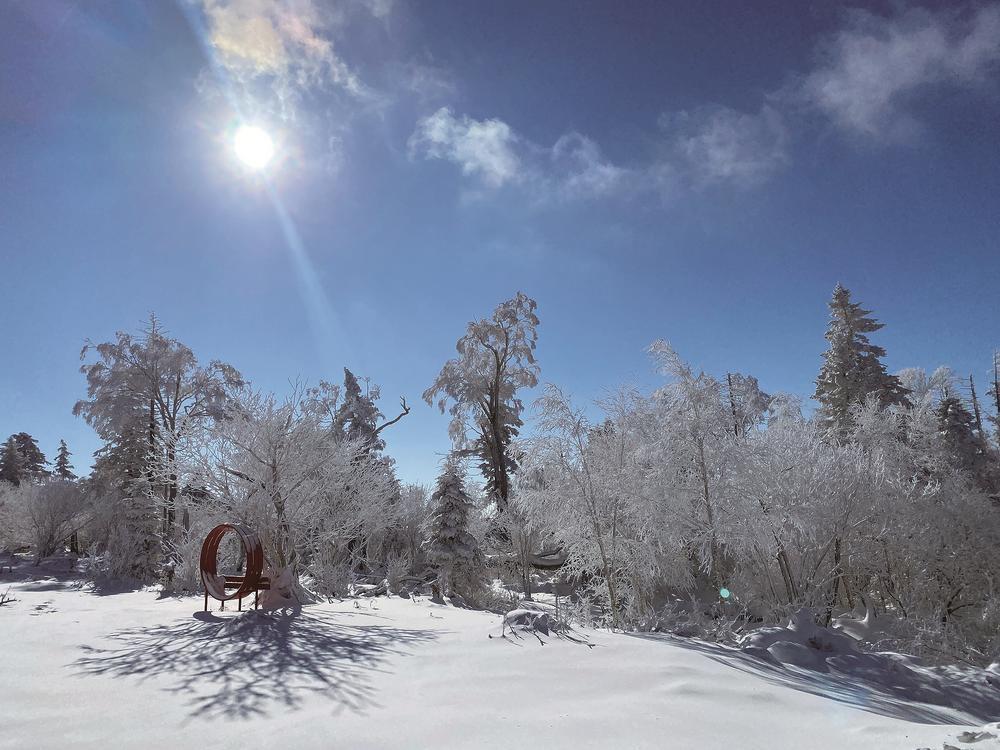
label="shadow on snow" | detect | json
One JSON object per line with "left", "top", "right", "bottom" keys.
{"left": 629, "top": 633, "right": 1000, "bottom": 725}
{"left": 73, "top": 605, "right": 439, "bottom": 720}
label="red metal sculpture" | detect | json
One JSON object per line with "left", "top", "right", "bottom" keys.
{"left": 200, "top": 523, "right": 269, "bottom": 611}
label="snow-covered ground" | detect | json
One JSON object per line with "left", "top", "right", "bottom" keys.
{"left": 1, "top": 563, "right": 997, "bottom": 749}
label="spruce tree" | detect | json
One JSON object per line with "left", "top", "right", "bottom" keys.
{"left": 334, "top": 368, "right": 384, "bottom": 452}
{"left": 425, "top": 465, "right": 481, "bottom": 597}
{"left": 0, "top": 437, "right": 25, "bottom": 485}
{"left": 814, "top": 284, "right": 909, "bottom": 439}
{"left": 937, "top": 396, "right": 999, "bottom": 496}
{"left": 54, "top": 439, "right": 77, "bottom": 480}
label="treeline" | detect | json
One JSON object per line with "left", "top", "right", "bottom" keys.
{"left": 511, "top": 285, "right": 1000, "bottom": 664}
{"left": 1, "top": 286, "right": 999, "bottom": 663}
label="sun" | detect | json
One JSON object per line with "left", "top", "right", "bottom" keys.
{"left": 233, "top": 125, "right": 275, "bottom": 170}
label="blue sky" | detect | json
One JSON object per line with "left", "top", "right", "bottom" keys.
{"left": 1, "top": 0, "right": 999, "bottom": 484}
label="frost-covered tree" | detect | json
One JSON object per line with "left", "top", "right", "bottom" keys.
{"left": 648, "top": 341, "right": 734, "bottom": 588}
{"left": 423, "top": 292, "right": 539, "bottom": 514}
{"left": 75, "top": 315, "right": 244, "bottom": 542}
{"left": 424, "top": 464, "right": 481, "bottom": 598}
{"left": 814, "top": 285, "right": 908, "bottom": 439}
{"left": 725, "top": 373, "right": 771, "bottom": 437}
{"left": 54, "top": 439, "right": 76, "bottom": 480}
{"left": 197, "top": 384, "right": 400, "bottom": 598}
{"left": 524, "top": 383, "right": 693, "bottom": 627}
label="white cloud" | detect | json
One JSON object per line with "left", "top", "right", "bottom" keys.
{"left": 408, "top": 107, "right": 522, "bottom": 187}
{"left": 662, "top": 104, "right": 789, "bottom": 187}
{"left": 409, "top": 104, "right": 784, "bottom": 200}
{"left": 801, "top": 4, "right": 1000, "bottom": 139}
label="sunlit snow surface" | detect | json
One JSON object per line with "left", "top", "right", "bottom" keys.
{"left": 1, "top": 557, "right": 997, "bottom": 749}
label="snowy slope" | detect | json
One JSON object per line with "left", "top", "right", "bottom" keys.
{"left": 0, "top": 572, "right": 994, "bottom": 750}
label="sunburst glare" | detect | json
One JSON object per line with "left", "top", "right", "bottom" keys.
{"left": 233, "top": 125, "right": 275, "bottom": 170}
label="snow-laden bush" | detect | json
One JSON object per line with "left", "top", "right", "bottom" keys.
{"left": 0, "top": 480, "right": 88, "bottom": 562}
{"left": 384, "top": 551, "right": 411, "bottom": 594}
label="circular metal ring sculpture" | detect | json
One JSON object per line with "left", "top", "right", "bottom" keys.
{"left": 200, "top": 524, "right": 264, "bottom": 607}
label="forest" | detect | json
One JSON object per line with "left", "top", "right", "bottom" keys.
{"left": 2, "top": 284, "right": 999, "bottom": 667}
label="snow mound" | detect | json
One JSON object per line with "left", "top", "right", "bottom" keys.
{"left": 738, "top": 608, "right": 1000, "bottom": 721}
{"left": 740, "top": 608, "right": 861, "bottom": 671}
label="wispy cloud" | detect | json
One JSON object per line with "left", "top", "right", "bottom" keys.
{"left": 408, "top": 109, "right": 635, "bottom": 199}
{"left": 661, "top": 104, "right": 789, "bottom": 187}
{"left": 408, "top": 107, "right": 521, "bottom": 187}
{"left": 408, "top": 104, "right": 782, "bottom": 200}
{"left": 799, "top": 4, "right": 1000, "bottom": 139}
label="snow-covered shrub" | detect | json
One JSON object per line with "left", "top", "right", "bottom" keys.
{"left": 309, "top": 548, "right": 355, "bottom": 598}
{"left": 0, "top": 481, "right": 88, "bottom": 562}
{"left": 384, "top": 551, "right": 411, "bottom": 594}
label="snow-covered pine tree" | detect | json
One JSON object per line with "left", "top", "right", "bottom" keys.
{"left": 424, "top": 464, "right": 481, "bottom": 598}
{"left": 936, "top": 395, "right": 1000, "bottom": 497}
{"left": 88, "top": 416, "right": 161, "bottom": 580}
{"left": 334, "top": 368, "right": 384, "bottom": 452}
{"left": 814, "top": 284, "right": 909, "bottom": 440}
{"left": 0, "top": 437, "right": 25, "bottom": 486}
{"left": 54, "top": 440, "right": 76, "bottom": 480}
{"left": 937, "top": 397, "right": 981, "bottom": 471}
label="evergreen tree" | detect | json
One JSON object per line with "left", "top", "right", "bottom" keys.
{"left": 54, "top": 439, "right": 77, "bottom": 480}
{"left": 0, "top": 433, "right": 49, "bottom": 484}
{"left": 334, "top": 368, "right": 384, "bottom": 452}
{"left": 936, "top": 396, "right": 999, "bottom": 497}
{"left": 13, "top": 432, "right": 49, "bottom": 481}
{"left": 424, "top": 465, "right": 481, "bottom": 597}
{"left": 814, "top": 284, "right": 909, "bottom": 439}
{"left": 937, "top": 397, "right": 981, "bottom": 471}
{"left": 0, "top": 436, "right": 25, "bottom": 485}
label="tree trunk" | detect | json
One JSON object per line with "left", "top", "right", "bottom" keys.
{"left": 696, "top": 439, "right": 720, "bottom": 587}
{"left": 824, "top": 537, "right": 843, "bottom": 626}
{"left": 776, "top": 547, "right": 798, "bottom": 604}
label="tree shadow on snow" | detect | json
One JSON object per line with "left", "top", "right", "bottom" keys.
{"left": 629, "top": 633, "right": 1000, "bottom": 725}
{"left": 1, "top": 554, "right": 147, "bottom": 596}
{"left": 72, "top": 605, "right": 438, "bottom": 720}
